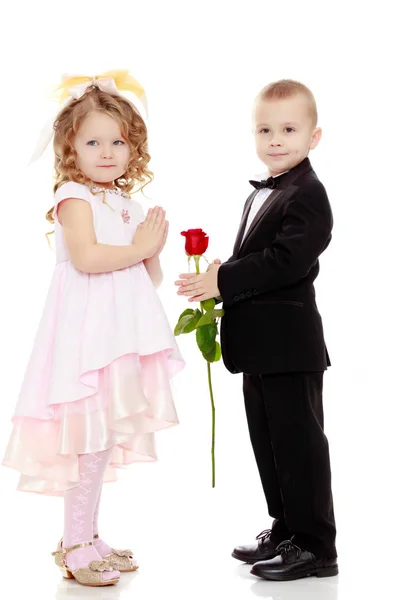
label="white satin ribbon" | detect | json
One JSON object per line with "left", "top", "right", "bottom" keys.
{"left": 66, "top": 76, "right": 119, "bottom": 99}
{"left": 29, "top": 74, "right": 147, "bottom": 165}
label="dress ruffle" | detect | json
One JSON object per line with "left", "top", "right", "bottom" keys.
{"left": 3, "top": 260, "right": 184, "bottom": 495}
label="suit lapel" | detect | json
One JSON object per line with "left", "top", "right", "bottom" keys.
{"left": 238, "top": 184, "right": 299, "bottom": 254}
{"left": 232, "top": 190, "right": 258, "bottom": 256}
{"left": 232, "top": 158, "right": 314, "bottom": 258}
{"left": 241, "top": 188, "right": 282, "bottom": 246}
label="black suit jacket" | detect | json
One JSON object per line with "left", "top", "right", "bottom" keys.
{"left": 217, "top": 157, "right": 332, "bottom": 375}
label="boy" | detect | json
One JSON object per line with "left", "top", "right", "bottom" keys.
{"left": 175, "top": 80, "right": 337, "bottom": 581}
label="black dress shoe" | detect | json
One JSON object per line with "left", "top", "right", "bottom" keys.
{"left": 232, "top": 529, "right": 278, "bottom": 564}
{"left": 250, "top": 540, "right": 338, "bottom": 581}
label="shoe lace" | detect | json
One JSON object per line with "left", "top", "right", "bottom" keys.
{"left": 276, "top": 540, "right": 302, "bottom": 559}
{"left": 255, "top": 529, "right": 272, "bottom": 545}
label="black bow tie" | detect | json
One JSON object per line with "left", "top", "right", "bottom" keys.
{"left": 249, "top": 176, "right": 278, "bottom": 190}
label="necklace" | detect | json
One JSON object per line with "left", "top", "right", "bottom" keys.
{"left": 92, "top": 184, "right": 130, "bottom": 199}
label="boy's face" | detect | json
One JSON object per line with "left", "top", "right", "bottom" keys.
{"left": 253, "top": 94, "right": 321, "bottom": 176}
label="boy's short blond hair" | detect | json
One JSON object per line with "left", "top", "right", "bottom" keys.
{"left": 257, "top": 79, "right": 318, "bottom": 127}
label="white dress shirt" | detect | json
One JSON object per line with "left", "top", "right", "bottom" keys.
{"left": 242, "top": 187, "right": 273, "bottom": 241}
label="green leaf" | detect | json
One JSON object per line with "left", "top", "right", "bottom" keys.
{"left": 202, "top": 341, "right": 222, "bottom": 363}
{"left": 177, "top": 308, "right": 195, "bottom": 320}
{"left": 174, "top": 308, "right": 202, "bottom": 335}
{"left": 197, "top": 309, "right": 225, "bottom": 327}
{"left": 196, "top": 323, "right": 217, "bottom": 354}
{"left": 201, "top": 298, "right": 216, "bottom": 311}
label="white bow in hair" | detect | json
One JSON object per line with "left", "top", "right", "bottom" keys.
{"left": 29, "top": 70, "right": 148, "bottom": 164}
{"left": 65, "top": 76, "right": 119, "bottom": 100}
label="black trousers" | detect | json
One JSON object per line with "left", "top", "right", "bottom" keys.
{"left": 243, "top": 371, "right": 337, "bottom": 558}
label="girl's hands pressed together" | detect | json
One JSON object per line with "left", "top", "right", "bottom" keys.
{"left": 132, "top": 206, "right": 168, "bottom": 260}
{"left": 153, "top": 218, "right": 169, "bottom": 259}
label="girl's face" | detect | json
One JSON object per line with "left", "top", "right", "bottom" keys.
{"left": 74, "top": 111, "right": 130, "bottom": 187}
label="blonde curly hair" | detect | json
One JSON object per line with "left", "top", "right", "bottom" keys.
{"left": 46, "top": 85, "right": 153, "bottom": 226}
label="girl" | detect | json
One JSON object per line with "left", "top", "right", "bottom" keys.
{"left": 2, "top": 71, "right": 184, "bottom": 587}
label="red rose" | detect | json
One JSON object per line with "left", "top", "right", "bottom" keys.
{"left": 181, "top": 228, "right": 209, "bottom": 256}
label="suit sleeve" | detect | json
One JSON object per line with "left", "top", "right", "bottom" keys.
{"left": 217, "top": 181, "right": 333, "bottom": 306}
{"left": 213, "top": 254, "right": 235, "bottom": 305}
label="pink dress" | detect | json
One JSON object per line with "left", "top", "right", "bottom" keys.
{"left": 2, "top": 182, "right": 184, "bottom": 495}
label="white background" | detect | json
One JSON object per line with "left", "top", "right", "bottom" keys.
{"left": 0, "top": 1, "right": 398, "bottom": 598}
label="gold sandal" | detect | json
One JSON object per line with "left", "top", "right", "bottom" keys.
{"left": 52, "top": 539, "right": 120, "bottom": 586}
{"left": 94, "top": 534, "right": 139, "bottom": 572}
